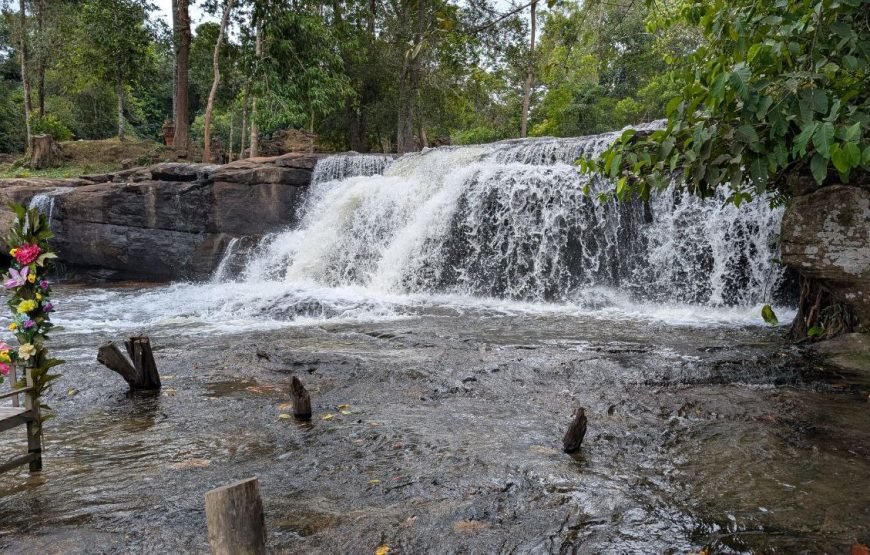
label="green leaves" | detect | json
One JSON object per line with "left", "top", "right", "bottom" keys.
{"left": 761, "top": 304, "right": 779, "bottom": 326}
{"left": 812, "top": 122, "right": 836, "bottom": 158}
{"left": 810, "top": 154, "right": 828, "bottom": 184}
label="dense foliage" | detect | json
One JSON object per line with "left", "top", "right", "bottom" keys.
{"left": 587, "top": 0, "right": 870, "bottom": 203}
{"left": 0, "top": 0, "right": 685, "bottom": 155}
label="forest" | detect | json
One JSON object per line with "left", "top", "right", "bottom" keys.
{"left": 0, "top": 0, "right": 692, "bottom": 158}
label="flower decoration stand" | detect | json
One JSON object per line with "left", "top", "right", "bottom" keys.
{"left": 0, "top": 363, "right": 42, "bottom": 473}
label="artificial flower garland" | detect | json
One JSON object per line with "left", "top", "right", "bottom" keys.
{"left": 2, "top": 204, "right": 62, "bottom": 411}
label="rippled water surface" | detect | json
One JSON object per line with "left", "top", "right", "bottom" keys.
{"left": 0, "top": 284, "right": 867, "bottom": 554}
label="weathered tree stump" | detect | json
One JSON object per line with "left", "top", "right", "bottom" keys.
{"left": 97, "top": 336, "right": 161, "bottom": 390}
{"left": 562, "top": 406, "right": 587, "bottom": 454}
{"left": 29, "top": 134, "right": 62, "bottom": 169}
{"left": 290, "top": 376, "right": 311, "bottom": 420}
{"left": 205, "top": 477, "right": 267, "bottom": 555}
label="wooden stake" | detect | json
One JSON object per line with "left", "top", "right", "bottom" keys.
{"left": 205, "top": 477, "right": 267, "bottom": 555}
{"left": 562, "top": 406, "right": 587, "bottom": 454}
{"left": 24, "top": 362, "right": 42, "bottom": 472}
{"left": 97, "top": 336, "right": 161, "bottom": 390}
{"left": 290, "top": 376, "right": 312, "bottom": 420}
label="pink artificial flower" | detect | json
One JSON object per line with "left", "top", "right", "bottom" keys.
{"left": 0, "top": 363, "right": 9, "bottom": 376}
{"left": 4, "top": 266, "right": 27, "bottom": 289}
{"left": 13, "top": 244, "right": 41, "bottom": 265}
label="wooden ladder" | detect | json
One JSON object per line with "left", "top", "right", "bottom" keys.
{"left": 0, "top": 363, "right": 42, "bottom": 473}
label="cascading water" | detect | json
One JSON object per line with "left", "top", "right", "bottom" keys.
{"left": 56, "top": 129, "right": 793, "bottom": 333}
{"left": 235, "top": 130, "right": 787, "bottom": 308}
{"left": 28, "top": 187, "right": 74, "bottom": 227}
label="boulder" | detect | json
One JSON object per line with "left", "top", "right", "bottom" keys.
{"left": 0, "top": 154, "right": 327, "bottom": 281}
{"left": 781, "top": 184, "right": 870, "bottom": 327}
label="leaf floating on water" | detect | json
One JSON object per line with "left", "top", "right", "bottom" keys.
{"left": 761, "top": 304, "right": 778, "bottom": 326}
{"left": 340, "top": 410, "right": 352, "bottom": 415}
{"left": 66, "top": 388, "right": 78, "bottom": 396}
{"left": 322, "top": 413, "right": 335, "bottom": 420}
{"left": 368, "top": 479, "right": 380, "bottom": 485}
{"left": 278, "top": 413, "right": 292, "bottom": 420}
{"left": 163, "top": 388, "right": 178, "bottom": 397}
{"left": 375, "top": 546, "right": 390, "bottom": 555}
{"left": 277, "top": 402, "right": 294, "bottom": 411}
{"left": 337, "top": 404, "right": 351, "bottom": 410}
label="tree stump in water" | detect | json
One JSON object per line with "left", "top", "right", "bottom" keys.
{"left": 29, "top": 134, "right": 62, "bottom": 169}
{"left": 97, "top": 336, "right": 161, "bottom": 390}
{"left": 290, "top": 376, "right": 311, "bottom": 420}
{"left": 562, "top": 407, "right": 587, "bottom": 454}
{"left": 205, "top": 477, "right": 267, "bottom": 555}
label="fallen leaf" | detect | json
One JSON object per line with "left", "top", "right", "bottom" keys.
{"left": 375, "top": 546, "right": 390, "bottom": 555}
{"left": 528, "top": 445, "right": 559, "bottom": 455}
{"left": 337, "top": 404, "right": 351, "bottom": 410}
{"left": 368, "top": 479, "right": 381, "bottom": 485}
{"left": 163, "top": 388, "right": 177, "bottom": 397}
{"left": 162, "top": 375, "right": 175, "bottom": 380}
{"left": 278, "top": 413, "right": 292, "bottom": 420}
{"left": 453, "top": 520, "right": 490, "bottom": 533}
{"left": 340, "top": 410, "right": 352, "bottom": 415}
{"left": 277, "top": 402, "right": 294, "bottom": 411}
{"left": 322, "top": 413, "right": 335, "bottom": 420}
{"left": 852, "top": 544, "right": 870, "bottom": 555}
{"left": 66, "top": 388, "right": 78, "bottom": 396}
{"left": 368, "top": 422, "right": 380, "bottom": 427}
{"left": 169, "top": 458, "right": 210, "bottom": 470}
{"left": 401, "top": 515, "right": 417, "bottom": 528}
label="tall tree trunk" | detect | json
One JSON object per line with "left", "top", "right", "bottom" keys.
{"left": 116, "top": 79, "right": 125, "bottom": 140}
{"left": 520, "top": 0, "right": 537, "bottom": 138}
{"left": 249, "top": 24, "right": 263, "bottom": 158}
{"left": 203, "top": 0, "right": 234, "bottom": 163}
{"left": 18, "top": 0, "right": 32, "bottom": 155}
{"left": 174, "top": 0, "right": 191, "bottom": 152}
{"left": 227, "top": 119, "right": 234, "bottom": 162}
{"left": 171, "top": 0, "right": 178, "bottom": 123}
{"left": 239, "top": 92, "right": 247, "bottom": 158}
{"left": 396, "top": 63, "right": 417, "bottom": 154}
{"left": 36, "top": 0, "right": 45, "bottom": 117}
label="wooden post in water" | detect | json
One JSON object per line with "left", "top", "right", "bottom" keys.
{"left": 205, "top": 477, "right": 267, "bottom": 555}
{"left": 24, "top": 363, "right": 42, "bottom": 471}
{"left": 290, "top": 376, "right": 311, "bottom": 420}
{"left": 562, "top": 406, "right": 587, "bottom": 454}
{"left": 97, "top": 336, "right": 161, "bottom": 390}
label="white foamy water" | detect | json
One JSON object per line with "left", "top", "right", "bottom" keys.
{"left": 54, "top": 128, "right": 794, "bottom": 334}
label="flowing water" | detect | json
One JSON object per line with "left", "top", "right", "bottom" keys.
{"left": 0, "top": 130, "right": 867, "bottom": 553}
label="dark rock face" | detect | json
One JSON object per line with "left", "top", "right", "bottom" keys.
{"left": 781, "top": 184, "right": 870, "bottom": 327}
{"left": 0, "top": 153, "right": 325, "bottom": 281}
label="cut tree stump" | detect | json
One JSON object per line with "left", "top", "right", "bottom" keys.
{"left": 97, "top": 336, "right": 161, "bottom": 390}
{"left": 290, "top": 376, "right": 311, "bottom": 420}
{"left": 562, "top": 406, "right": 587, "bottom": 454}
{"left": 205, "top": 477, "right": 267, "bottom": 555}
{"left": 29, "top": 134, "right": 62, "bottom": 169}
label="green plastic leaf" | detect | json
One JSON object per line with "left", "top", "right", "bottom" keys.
{"left": 761, "top": 304, "right": 778, "bottom": 326}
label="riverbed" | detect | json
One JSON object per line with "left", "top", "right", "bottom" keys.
{"left": 0, "top": 284, "right": 867, "bottom": 553}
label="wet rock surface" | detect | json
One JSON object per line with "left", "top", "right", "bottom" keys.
{"left": 0, "top": 154, "right": 326, "bottom": 281}
{"left": 0, "top": 288, "right": 867, "bottom": 554}
{"left": 781, "top": 184, "right": 870, "bottom": 326}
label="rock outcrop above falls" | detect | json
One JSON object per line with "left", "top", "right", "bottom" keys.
{"left": 781, "top": 183, "right": 870, "bottom": 328}
{"left": 0, "top": 153, "right": 325, "bottom": 281}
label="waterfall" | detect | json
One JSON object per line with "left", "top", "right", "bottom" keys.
{"left": 311, "top": 153, "right": 395, "bottom": 185}
{"left": 226, "top": 132, "right": 786, "bottom": 308}
{"left": 28, "top": 187, "right": 74, "bottom": 228}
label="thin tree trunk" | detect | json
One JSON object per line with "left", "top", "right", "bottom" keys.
{"left": 18, "top": 0, "right": 32, "bottom": 155}
{"left": 228, "top": 119, "right": 234, "bottom": 162}
{"left": 239, "top": 93, "right": 247, "bottom": 158}
{"left": 36, "top": 0, "right": 45, "bottom": 117}
{"left": 171, "top": 0, "right": 178, "bottom": 123}
{"left": 249, "top": 24, "right": 263, "bottom": 158}
{"left": 520, "top": 0, "right": 536, "bottom": 138}
{"left": 203, "top": 0, "right": 234, "bottom": 163}
{"left": 174, "top": 0, "right": 191, "bottom": 152}
{"left": 116, "top": 79, "right": 125, "bottom": 140}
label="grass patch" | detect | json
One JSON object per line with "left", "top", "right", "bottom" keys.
{"left": 0, "top": 163, "right": 119, "bottom": 179}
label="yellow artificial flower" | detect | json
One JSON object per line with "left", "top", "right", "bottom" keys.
{"left": 9, "top": 248, "right": 17, "bottom": 257}
{"left": 27, "top": 273, "right": 36, "bottom": 284}
{"left": 0, "top": 351, "right": 9, "bottom": 363}
{"left": 9, "top": 322, "right": 16, "bottom": 331}
{"left": 17, "top": 299, "right": 37, "bottom": 313}
{"left": 18, "top": 343, "right": 36, "bottom": 361}
{"left": 35, "top": 293, "right": 42, "bottom": 301}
